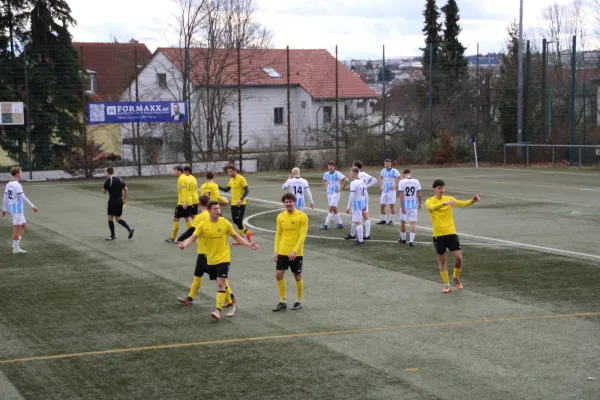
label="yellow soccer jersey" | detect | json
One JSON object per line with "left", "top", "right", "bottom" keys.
{"left": 200, "top": 181, "right": 227, "bottom": 204}
{"left": 193, "top": 217, "right": 235, "bottom": 265}
{"left": 191, "top": 210, "right": 209, "bottom": 254}
{"left": 274, "top": 209, "right": 309, "bottom": 257}
{"left": 425, "top": 195, "right": 473, "bottom": 237}
{"left": 177, "top": 174, "right": 188, "bottom": 205}
{"left": 228, "top": 174, "right": 248, "bottom": 205}
{"left": 186, "top": 174, "right": 199, "bottom": 204}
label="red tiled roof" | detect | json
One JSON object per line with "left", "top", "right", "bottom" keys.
{"left": 73, "top": 42, "right": 153, "bottom": 102}
{"left": 158, "top": 48, "right": 378, "bottom": 99}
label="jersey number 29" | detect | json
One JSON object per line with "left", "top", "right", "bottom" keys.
{"left": 404, "top": 187, "right": 415, "bottom": 196}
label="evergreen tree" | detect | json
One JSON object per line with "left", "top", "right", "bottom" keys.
{"left": 25, "top": 0, "right": 82, "bottom": 168}
{"left": 497, "top": 21, "right": 519, "bottom": 144}
{"left": 420, "top": 0, "right": 442, "bottom": 104}
{"left": 377, "top": 65, "right": 394, "bottom": 82}
{"left": 440, "top": 0, "right": 467, "bottom": 84}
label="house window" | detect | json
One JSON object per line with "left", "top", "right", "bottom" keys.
{"left": 274, "top": 107, "right": 284, "bottom": 125}
{"left": 85, "top": 71, "right": 97, "bottom": 93}
{"left": 323, "top": 106, "right": 332, "bottom": 124}
{"left": 262, "top": 67, "right": 282, "bottom": 78}
{"left": 344, "top": 104, "right": 351, "bottom": 120}
{"left": 157, "top": 73, "right": 167, "bottom": 88}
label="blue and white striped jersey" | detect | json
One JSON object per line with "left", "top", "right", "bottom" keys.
{"left": 3, "top": 181, "right": 24, "bottom": 213}
{"left": 380, "top": 168, "right": 400, "bottom": 193}
{"left": 399, "top": 178, "right": 422, "bottom": 209}
{"left": 323, "top": 170, "right": 345, "bottom": 195}
{"left": 348, "top": 179, "right": 367, "bottom": 211}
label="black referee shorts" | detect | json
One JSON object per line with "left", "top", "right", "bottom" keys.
{"left": 432, "top": 234, "right": 462, "bottom": 255}
{"left": 107, "top": 198, "right": 124, "bottom": 217}
{"left": 276, "top": 255, "right": 303, "bottom": 274}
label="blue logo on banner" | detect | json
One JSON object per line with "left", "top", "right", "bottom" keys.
{"left": 87, "top": 101, "right": 188, "bottom": 125}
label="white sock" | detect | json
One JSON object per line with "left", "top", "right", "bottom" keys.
{"left": 365, "top": 220, "right": 371, "bottom": 237}
{"left": 325, "top": 213, "right": 333, "bottom": 225}
{"left": 356, "top": 225, "right": 364, "bottom": 242}
{"left": 351, "top": 223, "right": 356, "bottom": 236}
{"left": 401, "top": 232, "right": 406, "bottom": 240}
{"left": 380, "top": 214, "right": 385, "bottom": 221}
{"left": 390, "top": 214, "right": 395, "bottom": 222}
{"left": 13, "top": 240, "right": 19, "bottom": 250}
{"left": 335, "top": 214, "right": 342, "bottom": 224}
{"left": 409, "top": 232, "right": 416, "bottom": 243}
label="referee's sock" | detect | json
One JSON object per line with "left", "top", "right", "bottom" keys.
{"left": 117, "top": 219, "right": 130, "bottom": 231}
{"left": 108, "top": 221, "right": 115, "bottom": 237}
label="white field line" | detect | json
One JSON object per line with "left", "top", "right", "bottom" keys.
{"left": 235, "top": 195, "right": 600, "bottom": 261}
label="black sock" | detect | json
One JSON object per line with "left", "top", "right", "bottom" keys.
{"left": 108, "top": 221, "right": 115, "bottom": 236}
{"left": 117, "top": 219, "right": 131, "bottom": 231}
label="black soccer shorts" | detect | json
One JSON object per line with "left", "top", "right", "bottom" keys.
{"left": 276, "top": 255, "right": 303, "bottom": 274}
{"left": 432, "top": 234, "right": 462, "bottom": 255}
{"left": 107, "top": 198, "right": 124, "bottom": 217}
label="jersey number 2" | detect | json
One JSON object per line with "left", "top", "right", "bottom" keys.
{"left": 7, "top": 189, "right": 13, "bottom": 200}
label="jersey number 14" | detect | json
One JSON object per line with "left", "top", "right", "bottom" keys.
{"left": 293, "top": 186, "right": 303, "bottom": 195}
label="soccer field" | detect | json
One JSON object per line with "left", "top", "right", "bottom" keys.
{"left": 1, "top": 166, "right": 599, "bottom": 399}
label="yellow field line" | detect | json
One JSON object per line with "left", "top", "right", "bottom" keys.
{"left": 1, "top": 311, "right": 598, "bottom": 365}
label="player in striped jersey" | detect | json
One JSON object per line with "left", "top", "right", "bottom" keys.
{"left": 398, "top": 169, "right": 422, "bottom": 246}
{"left": 345, "top": 167, "right": 368, "bottom": 245}
{"left": 2, "top": 167, "right": 38, "bottom": 254}
{"left": 320, "top": 161, "right": 348, "bottom": 230}
{"left": 344, "top": 160, "right": 376, "bottom": 240}
{"left": 282, "top": 167, "right": 314, "bottom": 212}
{"left": 378, "top": 159, "right": 401, "bottom": 225}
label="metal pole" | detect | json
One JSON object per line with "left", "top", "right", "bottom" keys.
{"left": 429, "top": 42, "right": 433, "bottom": 136}
{"left": 579, "top": 147, "right": 582, "bottom": 166}
{"left": 23, "top": 46, "right": 33, "bottom": 179}
{"left": 504, "top": 145, "right": 507, "bottom": 165}
{"left": 476, "top": 43, "right": 479, "bottom": 136}
{"left": 552, "top": 146, "right": 555, "bottom": 167}
{"left": 237, "top": 45, "right": 243, "bottom": 172}
{"left": 524, "top": 40, "right": 530, "bottom": 143}
{"left": 526, "top": 145, "right": 529, "bottom": 166}
{"left": 569, "top": 35, "right": 576, "bottom": 165}
{"left": 382, "top": 44, "right": 387, "bottom": 156}
{"left": 548, "top": 84, "right": 552, "bottom": 138}
{"left": 583, "top": 85, "right": 587, "bottom": 165}
{"left": 133, "top": 46, "right": 141, "bottom": 176}
{"left": 335, "top": 45, "right": 339, "bottom": 166}
{"left": 287, "top": 45, "right": 292, "bottom": 169}
{"left": 517, "top": 0, "right": 524, "bottom": 158}
{"left": 542, "top": 38, "right": 547, "bottom": 142}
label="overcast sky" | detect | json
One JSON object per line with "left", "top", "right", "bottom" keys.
{"left": 68, "top": 0, "right": 599, "bottom": 59}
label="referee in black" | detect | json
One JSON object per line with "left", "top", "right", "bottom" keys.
{"left": 103, "top": 167, "right": 134, "bottom": 240}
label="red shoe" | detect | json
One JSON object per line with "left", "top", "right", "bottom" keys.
{"left": 246, "top": 230, "right": 253, "bottom": 241}
{"left": 453, "top": 278, "right": 464, "bottom": 290}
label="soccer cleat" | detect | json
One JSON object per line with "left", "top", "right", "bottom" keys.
{"left": 386, "top": 221, "right": 394, "bottom": 225}
{"left": 319, "top": 224, "right": 328, "bottom": 230}
{"left": 105, "top": 236, "right": 117, "bottom": 241}
{"left": 363, "top": 236, "right": 371, "bottom": 240}
{"left": 273, "top": 302, "right": 287, "bottom": 312}
{"left": 177, "top": 296, "right": 193, "bottom": 306}
{"left": 291, "top": 302, "right": 303, "bottom": 310}
{"left": 226, "top": 305, "right": 236, "bottom": 317}
{"left": 343, "top": 234, "right": 356, "bottom": 240}
{"left": 211, "top": 309, "right": 221, "bottom": 320}
{"left": 246, "top": 230, "right": 253, "bottom": 241}
{"left": 336, "top": 224, "right": 344, "bottom": 229}
{"left": 12, "top": 248, "right": 27, "bottom": 254}
{"left": 442, "top": 285, "right": 451, "bottom": 293}
{"left": 376, "top": 220, "right": 386, "bottom": 225}
{"left": 165, "top": 238, "right": 175, "bottom": 243}
{"left": 353, "top": 240, "right": 364, "bottom": 246}
{"left": 453, "top": 278, "right": 464, "bottom": 290}
{"left": 128, "top": 228, "right": 135, "bottom": 240}
{"left": 398, "top": 239, "right": 406, "bottom": 244}
{"left": 223, "top": 297, "right": 237, "bottom": 308}
{"left": 409, "top": 242, "right": 415, "bottom": 247}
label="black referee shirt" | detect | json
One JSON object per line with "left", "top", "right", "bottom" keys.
{"left": 104, "top": 176, "right": 126, "bottom": 200}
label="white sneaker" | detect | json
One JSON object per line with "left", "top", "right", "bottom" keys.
{"left": 226, "top": 305, "right": 236, "bottom": 317}
{"left": 13, "top": 248, "right": 27, "bottom": 254}
{"left": 211, "top": 309, "right": 221, "bottom": 320}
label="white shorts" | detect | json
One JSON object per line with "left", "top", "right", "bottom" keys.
{"left": 351, "top": 210, "right": 365, "bottom": 223}
{"left": 380, "top": 191, "right": 396, "bottom": 205}
{"left": 400, "top": 209, "right": 418, "bottom": 222}
{"left": 12, "top": 213, "right": 26, "bottom": 226}
{"left": 327, "top": 193, "right": 340, "bottom": 207}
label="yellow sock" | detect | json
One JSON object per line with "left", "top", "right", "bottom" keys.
{"left": 238, "top": 229, "right": 245, "bottom": 236}
{"left": 188, "top": 276, "right": 203, "bottom": 299}
{"left": 453, "top": 267, "right": 462, "bottom": 279}
{"left": 216, "top": 291, "right": 227, "bottom": 310}
{"left": 440, "top": 270, "right": 450, "bottom": 285}
{"left": 171, "top": 221, "right": 180, "bottom": 239}
{"left": 185, "top": 220, "right": 192, "bottom": 229}
{"left": 225, "top": 280, "right": 233, "bottom": 304}
{"left": 295, "top": 279, "right": 304, "bottom": 302}
{"left": 277, "top": 279, "right": 286, "bottom": 302}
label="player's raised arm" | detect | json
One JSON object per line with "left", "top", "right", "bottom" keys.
{"left": 452, "top": 195, "right": 480, "bottom": 207}
{"left": 425, "top": 198, "right": 446, "bottom": 211}
{"left": 218, "top": 184, "right": 231, "bottom": 192}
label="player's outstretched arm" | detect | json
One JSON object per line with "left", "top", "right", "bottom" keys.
{"left": 19, "top": 193, "right": 37, "bottom": 211}
{"left": 179, "top": 233, "right": 199, "bottom": 250}
{"left": 218, "top": 185, "right": 231, "bottom": 192}
{"left": 176, "top": 226, "right": 196, "bottom": 243}
{"left": 365, "top": 175, "right": 378, "bottom": 189}
{"left": 425, "top": 198, "right": 445, "bottom": 211}
{"left": 454, "top": 195, "right": 480, "bottom": 207}
{"left": 231, "top": 233, "right": 259, "bottom": 250}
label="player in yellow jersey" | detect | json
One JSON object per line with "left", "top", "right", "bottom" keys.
{"left": 174, "top": 195, "right": 237, "bottom": 315}
{"left": 199, "top": 171, "right": 228, "bottom": 205}
{"left": 218, "top": 165, "right": 252, "bottom": 244}
{"left": 166, "top": 166, "right": 192, "bottom": 242}
{"left": 273, "top": 193, "right": 309, "bottom": 311}
{"left": 179, "top": 201, "right": 259, "bottom": 320}
{"left": 425, "top": 179, "right": 480, "bottom": 293}
{"left": 183, "top": 166, "right": 199, "bottom": 217}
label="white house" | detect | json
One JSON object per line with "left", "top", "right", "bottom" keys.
{"left": 119, "top": 48, "right": 379, "bottom": 162}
